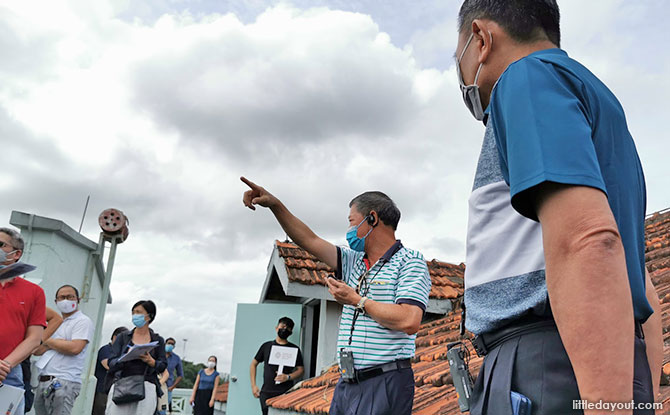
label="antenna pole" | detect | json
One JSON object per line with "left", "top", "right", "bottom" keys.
{"left": 79, "top": 195, "right": 91, "bottom": 233}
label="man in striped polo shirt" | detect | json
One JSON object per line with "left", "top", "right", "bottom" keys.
{"left": 241, "top": 177, "right": 431, "bottom": 415}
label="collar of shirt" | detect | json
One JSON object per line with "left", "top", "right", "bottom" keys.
{"left": 362, "top": 240, "right": 403, "bottom": 270}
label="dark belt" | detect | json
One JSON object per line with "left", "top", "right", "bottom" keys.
{"left": 473, "top": 316, "right": 646, "bottom": 357}
{"left": 473, "top": 316, "right": 557, "bottom": 357}
{"left": 344, "top": 358, "right": 412, "bottom": 384}
{"left": 39, "top": 375, "right": 55, "bottom": 382}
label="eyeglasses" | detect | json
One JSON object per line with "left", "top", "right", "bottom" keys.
{"left": 56, "top": 295, "right": 77, "bottom": 301}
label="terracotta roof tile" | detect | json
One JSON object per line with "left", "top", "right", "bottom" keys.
{"left": 275, "top": 240, "right": 464, "bottom": 300}
{"left": 214, "top": 381, "right": 229, "bottom": 403}
{"left": 267, "top": 208, "right": 670, "bottom": 413}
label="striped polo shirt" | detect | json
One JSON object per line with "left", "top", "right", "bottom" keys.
{"left": 336, "top": 241, "right": 431, "bottom": 369}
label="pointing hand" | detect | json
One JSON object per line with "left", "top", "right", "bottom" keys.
{"left": 241, "top": 177, "right": 279, "bottom": 210}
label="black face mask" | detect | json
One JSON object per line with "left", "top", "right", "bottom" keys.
{"left": 277, "top": 328, "right": 291, "bottom": 340}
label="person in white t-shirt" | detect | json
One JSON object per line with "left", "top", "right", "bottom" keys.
{"left": 33, "top": 284, "right": 94, "bottom": 415}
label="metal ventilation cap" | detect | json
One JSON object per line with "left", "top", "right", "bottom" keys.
{"left": 98, "top": 208, "right": 129, "bottom": 242}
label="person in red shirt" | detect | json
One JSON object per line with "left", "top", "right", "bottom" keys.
{"left": 0, "top": 227, "right": 46, "bottom": 414}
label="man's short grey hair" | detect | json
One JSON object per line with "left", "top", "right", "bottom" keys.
{"left": 0, "top": 227, "right": 24, "bottom": 251}
{"left": 458, "top": 0, "right": 561, "bottom": 47}
{"left": 349, "top": 191, "right": 401, "bottom": 230}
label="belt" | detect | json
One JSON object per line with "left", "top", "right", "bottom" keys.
{"left": 473, "top": 316, "right": 646, "bottom": 357}
{"left": 344, "top": 358, "right": 412, "bottom": 384}
{"left": 39, "top": 375, "right": 55, "bottom": 382}
{"left": 473, "top": 316, "right": 557, "bottom": 357}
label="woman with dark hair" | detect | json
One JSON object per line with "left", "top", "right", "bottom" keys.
{"left": 189, "top": 356, "right": 220, "bottom": 415}
{"left": 106, "top": 300, "right": 168, "bottom": 415}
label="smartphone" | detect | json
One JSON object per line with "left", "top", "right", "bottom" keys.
{"left": 510, "top": 391, "right": 532, "bottom": 415}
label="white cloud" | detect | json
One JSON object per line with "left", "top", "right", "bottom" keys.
{"left": 1, "top": 0, "right": 668, "bottom": 371}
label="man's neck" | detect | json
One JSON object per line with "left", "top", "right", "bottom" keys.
{"left": 166, "top": 352, "right": 172, "bottom": 357}
{"left": 275, "top": 337, "right": 288, "bottom": 345}
{"left": 365, "top": 233, "right": 397, "bottom": 265}
{"left": 62, "top": 310, "right": 77, "bottom": 319}
{"left": 0, "top": 277, "right": 15, "bottom": 287}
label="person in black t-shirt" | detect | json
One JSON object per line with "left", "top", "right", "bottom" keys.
{"left": 250, "top": 317, "right": 304, "bottom": 415}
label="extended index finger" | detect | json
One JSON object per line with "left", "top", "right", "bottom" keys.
{"left": 240, "top": 176, "right": 259, "bottom": 190}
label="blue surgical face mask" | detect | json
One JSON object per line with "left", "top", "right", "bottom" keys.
{"left": 346, "top": 217, "right": 373, "bottom": 252}
{"left": 132, "top": 314, "right": 147, "bottom": 328}
{"left": 165, "top": 344, "right": 175, "bottom": 353}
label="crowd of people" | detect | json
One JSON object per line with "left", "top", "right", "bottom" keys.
{"left": 0, "top": 226, "right": 221, "bottom": 415}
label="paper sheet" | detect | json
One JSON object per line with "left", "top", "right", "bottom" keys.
{"left": 35, "top": 350, "right": 57, "bottom": 371}
{"left": 117, "top": 341, "right": 159, "bottom": 363}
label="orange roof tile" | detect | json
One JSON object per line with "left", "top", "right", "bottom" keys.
{"left": 267, "top": 208, "right": 670, "bottom": 414}
{"left": 214, "top": 381, "right": 229, "bottom": 403}
{"left": 275, "top": 241, "right": 464, "bottom": 300}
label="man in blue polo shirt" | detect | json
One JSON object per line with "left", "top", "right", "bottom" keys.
{"left": 241, "top": 177, "right": 431, "bottom": 415}
{"left": 164, "top": 337, "right": 184, "bottom": 413}
{"left": 454, "top": 1, "right": 662, "bottom": 414}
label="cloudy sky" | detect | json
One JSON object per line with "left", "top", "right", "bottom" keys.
{"left": 1, "top": 0, "right": 668, "bottom": 372}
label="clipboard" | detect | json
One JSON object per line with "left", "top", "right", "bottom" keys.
{"left": 0, "top": 262, "right": 37, "bottom": 281}
{"left": 0, "top": 383, "right": 25, "bottom": 415}
{"left": 117, "top": 341, "right": 159, "bottom": 363}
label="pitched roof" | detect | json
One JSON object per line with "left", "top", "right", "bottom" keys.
{"left": 275, "top": 241, "right": 464, "bottom": 300}
{"left": 214, "top": 381, "right": 229, "bottom": 403}
{"left": 267, "top": 208, "right": 670, "bottom": 414}
{"left": 646, "top": 209, "right": 670, "bottom": 394}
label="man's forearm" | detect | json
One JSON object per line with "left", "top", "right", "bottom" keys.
{"left": 45, "top": 339, "right": 84, "bottom": 355}
{"left": 269, "top": 203, "right": 337, "bottom": 268}
{"left": 363, "top": 301, "right": 421, "bottom": 335}
{"left": 4, "top": 333, "right": 42, "bottom": 367}
{"left": 545, "top": 232, "right": 634, "bottom": 412}
{"left": 642, "top": 269, "right": 663, "bottom": 401}
{"left": 173, "top": 376, "right": 183, "bottom": 388}
{"left": 250, "top": 364, "right": 257, "bottom": 387}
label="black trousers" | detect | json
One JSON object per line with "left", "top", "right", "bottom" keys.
{"left": 470, "top": 321, "right": 654, "bottom": 415}
{"left": 329, "top": 367, "right": 415, "bottom": 415}
{"left": 259, "top": 390, "right": 285, "bottom": 415}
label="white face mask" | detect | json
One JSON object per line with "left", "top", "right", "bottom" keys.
{"left": 0, "top": 249, "right": 17, "bottom": 267}
{"left": 56, "top": 299, "right": 78, "bottom": 314}
{"left": 206, "top": 361, "right": 216, "bottom": 369}
{"left": 456, "top": 32, "right": 491, "bottom": 121}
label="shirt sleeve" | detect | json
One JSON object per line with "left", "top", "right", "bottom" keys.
{"left": 338, "top": 246, "right": 363, "bottom": 286}
{"left": 176, "top": 358, "right": 184, "bottom": 377}
{"left": 28, "top": 285, "right": 47, "bottom": 328}
{"left": 254, "top": 343, "right": 266, "bottom": 363}
{"left": 153, "top": 336, "right": 168, "bottom": 373}
{"left": 295, "top": 348, "right": 304, "bottom": 367}
{"left": 395, "top": 253, "right": 431, "bottom": 310}
{"left": 71, "top": 316, "right": 93, "bottom": 341}
{"left": 490, "top": 56, "right": 606, "bottom": 221}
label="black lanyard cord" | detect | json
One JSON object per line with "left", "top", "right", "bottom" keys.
{"left": 347, "top": 260, "right": 388, "bottom": 346}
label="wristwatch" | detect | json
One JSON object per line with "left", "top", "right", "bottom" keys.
{"left": 355, "top": 296, "right": 368, "bottom": 311}
{"left": 287, "top": 374, "right": 291, "bottom": 380}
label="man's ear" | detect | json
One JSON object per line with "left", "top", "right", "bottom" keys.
{"left": 471, "top": 19, "right": 493, "bottom": 64}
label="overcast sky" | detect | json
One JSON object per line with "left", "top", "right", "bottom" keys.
{"left": 1, "top": 0, "right": 668, "bottom": 373}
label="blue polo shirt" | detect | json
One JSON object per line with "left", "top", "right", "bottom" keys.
{"left": 484, "top": 48, "right": 651, "bottom": 324}
{"left": 166, "top": 352, "right": 184, "bottom": 387}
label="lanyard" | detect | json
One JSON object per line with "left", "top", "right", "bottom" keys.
{"left": 347, "top": 259, "right": 389, "bottom": 346}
